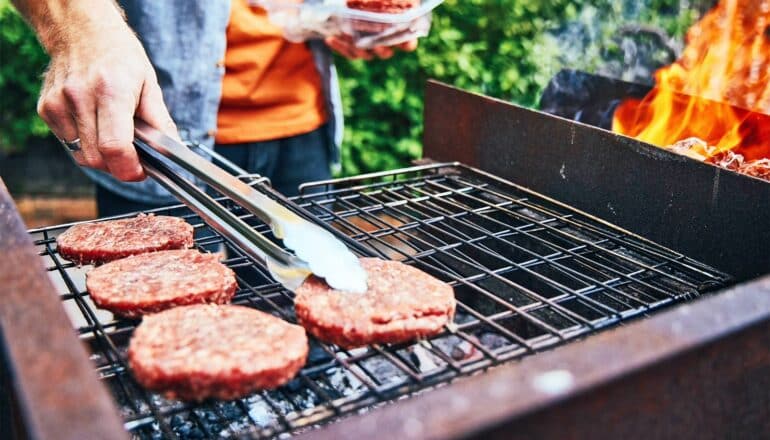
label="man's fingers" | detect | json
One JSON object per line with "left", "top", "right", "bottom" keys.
{"left": 38, "top": 91, "right": 88, "bottom": 166}
{"left": 96, "top": 89, "right": 145, "bottom": 181}
{"left": 327, "top": 36, "right": 416, "bottom": 59}
{"left": 325, "top": 37, "right": 356, "bottom": 58}
{"left": 136, "top": 76, "right": 180, "bottom": 141}
{"left": 398, "top": 40, "right": 418, "bottom": 52}
{"left": 37, "top": 89, "right": 79, "bottom": 145}
{"left": 62, "top": 80, "right": 107, "bottom": 171}
{"left": 372, "top": 46, "right": 394, "bottom": 59}
{"left": 325, "top": 36, "right": 372, "bottom": 60}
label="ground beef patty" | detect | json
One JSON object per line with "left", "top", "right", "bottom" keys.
{"left": 86, "top": 250, "right": 237, "bottom": 318}
{"left": 295, "top": 258, "right": 455, "bottom": 348}
{"left": 346, "top": 0, "right": 420, "bottom": 33}
{"left": 129, "top": 304, "right": 308, "bottom": 401}
{"left": 347, "top": 0, "right": 419, "bottom": 13}
{"left": 56, "top": 214, "right": 194, "bottom": 264}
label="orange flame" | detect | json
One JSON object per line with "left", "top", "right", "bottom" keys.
{"left": 613, "top": 0, "right": 770, "bottom": 161}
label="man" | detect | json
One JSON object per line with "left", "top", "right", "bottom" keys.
{"left": 12, "top": 0, "right": 413, "bottom": 215}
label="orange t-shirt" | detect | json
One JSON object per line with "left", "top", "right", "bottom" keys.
{"left": 216, "top": 0, "right": 326, "bottom": 144}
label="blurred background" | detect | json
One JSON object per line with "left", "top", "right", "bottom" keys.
{"left": 0, "top": 0, "right": 715, "bottom": 227}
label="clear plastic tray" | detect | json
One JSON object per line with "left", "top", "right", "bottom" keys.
{"left": 250, "top": 0, "right": 444, "bottom": 49}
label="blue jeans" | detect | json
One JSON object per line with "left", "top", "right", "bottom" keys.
{"left": 214, "top": 124, "right": 332, "bottom": 196}
{"left": 96, "top": 125, "right": 332, "bottom": 217}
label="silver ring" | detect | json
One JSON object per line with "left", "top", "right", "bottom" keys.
{"left": 59, "top": 137, "right": 81, "bottom": 152}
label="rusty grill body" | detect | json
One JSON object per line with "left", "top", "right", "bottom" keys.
{"left": 2, "top": 81, "right": 769, "bottom": 439}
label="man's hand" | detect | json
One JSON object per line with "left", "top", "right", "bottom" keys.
{"left": 13, "top": 0, "right": 178, "bottom": 181}
{"left": 325, "top": 36, "right": 418, "bottom": 60}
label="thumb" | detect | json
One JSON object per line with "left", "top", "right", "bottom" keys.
{"left": 135, "top": 75, "right": 181, "bottom": 142}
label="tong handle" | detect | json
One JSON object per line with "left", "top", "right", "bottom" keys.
{"left": 134, "top": 120, "right": 301, "bottom": 237}
{"left": 133, "top": 138, "right": 306, "bottom": 275}
{"left": 134, "top": 120, "right": 369, "bottom": 293}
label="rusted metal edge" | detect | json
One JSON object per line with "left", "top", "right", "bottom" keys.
{"left": 297, "top": 275, "right": 770, "bottom": 440}
{"left": 0, "top": 179, "right": 126, "bottom": 440}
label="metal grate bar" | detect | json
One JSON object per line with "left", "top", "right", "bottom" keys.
{"left": 439, "top": 176, "right": 716, "bottom": 286}
{"left": 373, "top": 182, "right": 679, "bottom": 308}
{"left": 29, "top": 164, "right": 731, "bottom": 439}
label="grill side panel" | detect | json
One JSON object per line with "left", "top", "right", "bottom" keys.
{"left": 423, "top": 80, "right": 770, "bottom": 282}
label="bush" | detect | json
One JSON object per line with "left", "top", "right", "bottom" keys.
{"left": 336, "top": 0, "right": 583, "bottom": 175}
{"left": 0, "top": 0, "right": 49, "bottom": 154}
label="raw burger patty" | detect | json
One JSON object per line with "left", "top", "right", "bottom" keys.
{"left": 346, "top": 0, "right": 419, "bottom": 32}
{"left": 129, "top": 304, "right": 308, "bottom": 401}
{"left": 295, "top": 257, "right": 455, "bottom": 348}
{"left": 347, "top": 0, "right": 419, "bottom": 13}
{"left": 56, "top": 214, "right": 194, "bottom": 264}
{"left": 86, "top": 250, "right": 237, "bottom": 318}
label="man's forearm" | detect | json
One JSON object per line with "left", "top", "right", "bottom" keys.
{"left": 11, "top": 0, "right": 127, "bottom": 54}
{"left": 12, "top": 0, "right": 178, "bottom": 182}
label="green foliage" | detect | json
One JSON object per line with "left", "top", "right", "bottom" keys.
{"left": 337, "top": 0, "right": 583, "bottom": 176}
{"left": 0, "top": 0, "right": 49, "bottom": 154}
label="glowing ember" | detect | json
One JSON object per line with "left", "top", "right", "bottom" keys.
{"left": 665, "top": 137, "right": 770, "bottom": 181}
{"left": 613, "top": 0, "right": 770, "bottom": 164}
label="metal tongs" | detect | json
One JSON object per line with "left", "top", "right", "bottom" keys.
{"left": 133, "top": 120, "right": 368, "bottom": 293}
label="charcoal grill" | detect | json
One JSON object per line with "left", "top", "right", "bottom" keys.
{"left": 1, "top": 81, "right": 769, "bottom": 440}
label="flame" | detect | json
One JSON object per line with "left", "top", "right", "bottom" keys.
{"left": 613, "top": 0, "right": 770, "bottom": 161}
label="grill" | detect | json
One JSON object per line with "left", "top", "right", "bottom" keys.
{"left": 28, "top": 162, "right": 729, "bottom": 439}
{"left": 2, "top": 81, "right": 769, "bottom": 440}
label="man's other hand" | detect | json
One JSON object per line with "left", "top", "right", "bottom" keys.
{"left": 325, "top": 36, "right": 418, "bottom": 60}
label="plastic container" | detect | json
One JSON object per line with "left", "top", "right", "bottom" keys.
{"left": 250, "top": 0, "right": 445, "bottom": 49}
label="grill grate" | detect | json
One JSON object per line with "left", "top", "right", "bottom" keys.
{"left": 29, "top": 163, "right": 731, "bottom": 439}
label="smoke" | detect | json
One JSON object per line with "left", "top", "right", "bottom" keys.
{"left": 534, "top": 0, "right": 717, "bottom": 86}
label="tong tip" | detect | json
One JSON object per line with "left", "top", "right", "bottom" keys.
{"left": 281, "top": 221, "right": 368, "bottom": 293}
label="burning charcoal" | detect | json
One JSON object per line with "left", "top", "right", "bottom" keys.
{"left": 244, "top": 396, "right": 279, "bottom": 428}
{"left": 218, "top": 402, "right": 242, "bottom": 420}
{"left": 359, "top": 355, "right": 409, "bottom": 385}
{"left": 453, "top": 309, "right": 475, "bottom": 325}
{"left": 479, "top": 332, "right": 511, "bottom": 351}
{"left": 405, "top": 344, "right": 442, "bottom": 373}
{"left": 306, "top": 342, "right": 334, "bottom": 365}
{"left": 741, "top": 159, "right": 770, "bottom": 180}
{"left": 170, "top": 416, "right": 196, "bottom": 438}
{"left": 325, "top": 368, "right": 367, "bottom": 397}
{"left": 430, "top": 335, "right": 479, "bottom": 362}
{"left": 169, "top": 415, "right": 185, "bottom": 428}
{"left": 283, "top": 378, "right": 303, "bottom": 393}
{"left": 186, "top": 428, "right": 205, "bottom": 439}
{"left": 204, "top": 410, "right": 219, "bottom": 423}
{"left": 449, "top": 339, "right": 477, "bottom": 361}
{"left": 281, "top": 384, "right": 321, "bottom": 411}
{"left": 149, "top": 393, "right": 186, "bottom": 412}
{"left": 665, "top": 137, "right": 713, "bottom": 160}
